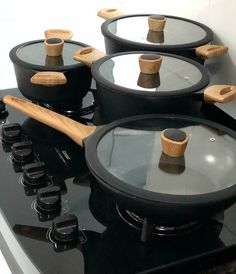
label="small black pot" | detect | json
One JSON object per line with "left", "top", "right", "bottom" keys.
{"left": 10, "top": 39, "right": 92, "bottom": 106}
{"left": 100, "top": 13, "right": 228, "bottom": 64}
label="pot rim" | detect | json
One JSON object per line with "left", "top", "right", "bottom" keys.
{"left": 85, "top": 113, "right": 236, "bottom": 207}
{"left": 91, "top": 51, "right": 210, "bottom": 98}
{"left": 101, "top": 14, "right": 213, "bottom": 51}
{"left": 9, "top": 39, "right": 89, "bottom": 71}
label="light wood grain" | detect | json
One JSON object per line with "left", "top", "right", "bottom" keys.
{"left": 97, "top": 8, "right": 123, "bottom": 20}
{"left": 204, "top": 85, "right": 236, "bottom": 103}
{"left": 44, "top": 39, "right": 64, "bottom": 57}
{"left": 148, "top": 16, "right": 166, "bottom": 32}
{"left": 30, "top": 72, "right": 67, "bottom": 86}
{"left": 195, "top": 44, "right": 228, "bottom": 58}
{"left": 73, "top": 47, "right": 105, "bottom": 67}
{"left": 161, "top": 130, "right": 189, "bottom": 158}
{"left": 3, "top": 96, "right": 96, "bottom": 147}
{"left": 44, "top": 29, "right": 73, "bottom": 40}
{"left": 139, "top": 55, "right": 163, "bottom": 74}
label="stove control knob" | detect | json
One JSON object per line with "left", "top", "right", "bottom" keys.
{"left": 52, "top": 214, "right": 78, "bottom": 243}
{"left": 23, "top": 162, "right": 46, "bottom": 187}
{"left": 0, "top": 100, "right": 8, "bottom": 119}
{"left": 37, "top": 186, "right": 61, "bottom": 213}
{"left": 11, "top": 141, "right": 34, "bottom": 164}
{"left": 1, "top": 123, "right": 21, "bottom": 143}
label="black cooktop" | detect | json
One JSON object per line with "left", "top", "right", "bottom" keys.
{"left": 1, "top": 88, "right": 236, "bottom": 274}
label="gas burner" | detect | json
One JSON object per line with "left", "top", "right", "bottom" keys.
{"left": 116, "top": 204, "right": 201, "bottom": 240}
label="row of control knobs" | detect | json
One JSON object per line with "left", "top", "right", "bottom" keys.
{"left": 1, "top": 121, "right": 79, "bottom": 244}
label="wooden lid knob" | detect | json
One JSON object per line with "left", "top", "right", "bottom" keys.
{"left": 137, "top": 72, "right": 160, "bottom": 88}
{"left": 161, "top": 129, "right": 189, "bottom": 157}
{"left": 139, "top": 54, "right": 163, "bottom": 74}
{"left": 148, "top": 15, "right": 166, "bottom": 32}
{"left": 44, "top": 38, "right": 64, "bottom": 57}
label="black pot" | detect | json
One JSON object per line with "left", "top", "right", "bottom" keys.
{"left": 74, "top": 49, "right": 236, "bottom": 123}
{"left": 9, "top": 39, "right": 92, "bottom": 106}
{"left": 3, "top": 95, "right": 236, "bottom": 226}
{"left": 99, "top": 12, "right": 228, "bottom": 64}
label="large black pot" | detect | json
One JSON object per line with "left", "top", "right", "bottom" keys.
{"left": 98, "top": 10, "right": 228, "bottom": 64}
{"left": 9, "top": 38, "right": 92, "bottom": 106}
{"left": 73, "top": 49, "right": 236, "bottom": 123}
{"left": 3, "top": 95, "right": 236, "bottom": 226}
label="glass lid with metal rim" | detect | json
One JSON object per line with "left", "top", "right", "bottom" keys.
{"left": 103, "top": 14, "right": 213, "bottom": 48}
{"left": 95, "top": 116, "right": 236, "bottom": 196}
{"left": 10, "top": 40, "right": 86, "bottom": 68}
{"left": 94, "top": 52, "right": 210, "bottom": 96}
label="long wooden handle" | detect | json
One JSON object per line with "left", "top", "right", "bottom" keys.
{"left": 97, "top": 8, "right": 123, "bottom": 20}
{"left": 73, "top": 47, "right": 105, "bottom": 67}
{"left": 204, "top": 85, "right": 236, "bottom": 103}
{"left": 3, "top": 96, "right": 96, "bottom": 147}
{"left": 44, "top": 29, "right": 73, "bottom": 40}
{"left": 30, "top": 72, "right": 67, "bottom": 86}
{"left": 195, "top": 44, "right": 228, "bottom": 58}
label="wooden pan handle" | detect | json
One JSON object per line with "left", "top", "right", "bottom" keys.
{"left": 161, "top": 129, "right": 189, "bottom": 157}
{"left": 97, "top": 8, "right": 123, "bottom": 20}
{"left": 195, "top": 44, "right": 228, "bottom": 58}
{"left": 44, "top": 29, "right": 73, "bottom": 40}
{"left": 30, "top": 72, "right": 67, "bottom": 86}
{"left": 3, "top": 96, "right": 96, "bottom": 147}
{"left": 204, "top": 85, "right": 236, "bottom": 103}
{"left": 73, "top": 47, "right": 105, "bottom": 67}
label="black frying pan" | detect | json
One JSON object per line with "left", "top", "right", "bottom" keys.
{"left": 4, "top": 95, "right": 236, "bottom": 226}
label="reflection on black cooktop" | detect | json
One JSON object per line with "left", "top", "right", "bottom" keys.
{"left": 1, "top": 88, "right": 236, "bottom": 274}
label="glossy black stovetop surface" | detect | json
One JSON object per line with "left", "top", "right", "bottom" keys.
{"left": 1, "top": 88, "right": 236, "bottom": 274}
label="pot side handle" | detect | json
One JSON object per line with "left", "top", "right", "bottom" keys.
{"left": 30, "top": 72, "right": 67, "bottom": 86}
{"left": 44, "top": 29, "right": 73, "bottom": 40}
{"left": 3, "top": 96, "right": 96, "bottom": 147}
{"left": 97, "top": 8, "right": 123, "bottom": 20}
{"left": 73, "top": 47, "right": 105, "bottom": 67}
{"left": 195, "top": 44, "right": 228, "bottom": 58}
{"left": 203, "top": 85, "right": 236, "bottom": 103}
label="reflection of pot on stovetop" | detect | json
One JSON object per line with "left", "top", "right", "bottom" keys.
{"left": 9, "top": 29, "right": 92, "bottom": 106}
{"left": 4, "top": 95, "right": 236, "bottom": 227}
{"left": 97, "top": 8, "right": 228, "bottom": 64}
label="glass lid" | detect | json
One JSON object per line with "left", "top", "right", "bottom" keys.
{"left": 14, "top": 40, "right": 84, "bottom": 68}
{"left": 106, "top": 15, "right": 211, "bottom": 47}
{"left": 97, "top": 53, "right": 208, "bottom": 95}
{"left": 96, "top": 116, "right": 236, "bottom": 196}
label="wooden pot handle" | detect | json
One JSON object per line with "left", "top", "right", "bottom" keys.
{"left": 195, "top": 44, "right": 228, "bottom": 58}
{"left": 73, "top": 47, "right": 105, "bottom": 67}
{"left": 3, "top": 96, "right": 96, "bottom": 147}
{"left": 139, "top": 54, "right": 163, "bottom": 74}
{"left": 204, "top": 85, "right": 236, "bottom": 103}
{"left": 44, "top": 29, "right": 73, "bottom": 40}
{"left": 97, "top": 8, "right": 123, "bottom": 20}
{"left": 161, "top": 129, "right": 189, "bottom": 158}
{"left": 30, "top": 72, "right": 67, "bottom": 86}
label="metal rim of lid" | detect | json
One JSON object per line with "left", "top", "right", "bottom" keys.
{"left": 91, "top": 51, "right": 210, "bottom": 98}
{"left": 101, "top": 14, "right": 214, "bottom": 50}
{"left": 9, "top": 39, "right": 89, "bottom": 71}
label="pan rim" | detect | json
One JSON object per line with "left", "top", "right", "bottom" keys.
{"left": 85, "top": 113, "right": 236, "bottom": 207}
{"left": 91, "top": 51, "right": 210, "bottom": 98}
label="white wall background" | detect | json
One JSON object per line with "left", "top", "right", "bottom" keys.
{"left": 0, "top": 0, "right": 236, "bottom": 89}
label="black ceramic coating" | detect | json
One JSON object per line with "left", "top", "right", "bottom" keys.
{"left": 10, "top": 39, "right": 92, "bottom": 105}
{"left": 101, "top": 14, "right": 213, "bottom": 63}
{"left": 85, "top": 114, "right": 236, "bottom": 225}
